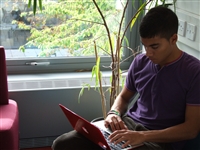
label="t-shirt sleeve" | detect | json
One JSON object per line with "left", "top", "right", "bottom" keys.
{"left": 186, "top": 69, "right": 200, "bottom": 105}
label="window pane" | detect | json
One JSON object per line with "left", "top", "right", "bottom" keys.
{"left": 1, "top": 0, "right": 126, "bottom": 59}
{"left": 1, "top": 0, "right": 141, "bottom": 74}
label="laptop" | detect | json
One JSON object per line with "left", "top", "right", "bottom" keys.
{"left": 59, "top": 104, "right": 143, "bottom": 150}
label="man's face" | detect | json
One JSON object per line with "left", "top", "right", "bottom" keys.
{"left": 141, "top": 35, "right": 177, "bottom": 66}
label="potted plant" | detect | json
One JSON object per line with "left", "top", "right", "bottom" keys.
{"left": 22, "top": 0, "right": 176, "bottom": 118}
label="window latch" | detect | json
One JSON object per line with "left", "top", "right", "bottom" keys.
{"left": 25, "top": 62, "right": 50, "bottom": 66}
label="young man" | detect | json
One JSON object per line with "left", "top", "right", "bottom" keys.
{"left": 52, "top": 6, "right": 200, "bottom": 150}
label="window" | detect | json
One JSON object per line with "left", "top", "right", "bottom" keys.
{"left": 1, "top": 0, "right": 142, "bottom": 74}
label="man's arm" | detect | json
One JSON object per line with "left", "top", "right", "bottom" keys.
{"left": 104, "top": 87, "right": 136, "bottom": 131}
{"left": 110, "top": 87, "right": 136, "bottom": 115}
{"left": 109, "top": 105, "right": 200, "bottom": 147}
{"left": 142, "top": 105, "right": 200, "bottom": 142}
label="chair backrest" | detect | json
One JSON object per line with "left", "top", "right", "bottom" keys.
{"left": 0, "top": 46, "right": 8, "bottom": 105}
{"left": 183, "top": 133, "right": 200, "bottom": 150}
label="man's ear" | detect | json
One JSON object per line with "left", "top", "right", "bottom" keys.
{"left": 170, "top": 34, "right": 178, "bottom": 44}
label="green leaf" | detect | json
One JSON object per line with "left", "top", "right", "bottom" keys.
{"left": 95, "top": 57, "right": 101, "bottom": 87}
{"left": 19, "top": 46, "right": 25, "bottom": 53}
{"left": 78, "top": 83, "right": 91, "bottom": 103}
{"left": 28, "top": 0, "right": 31, "bottom": 8}
{"left": 124, "top": 36, "right": 129, "bottom": 47}
{"left": 131, "top": 2, "right": 146, "bottom": 29}
{"left": 39, "top": 0, "right": 42, "bottom": 10}
{"left": 91, "top": 65, "right": 96, "bottom": 80}
{"left": 33, "top": 0, "right": 37, "bottom": 15}
{"left": 78, "top": 87, "right": 85, "bottom": 103}
{"left": 28, "top": 0, "right": 42, "bottom": 15}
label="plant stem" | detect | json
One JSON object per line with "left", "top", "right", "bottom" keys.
{"left": 92, "top": 0, "right": 114, "bottom": 62}
{"left": 94, "top": 41, "right": 107, "bottom": 119}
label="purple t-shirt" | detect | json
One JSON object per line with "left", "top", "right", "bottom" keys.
{"left": 126, "top": 52, "right": 200, "bottom": 150}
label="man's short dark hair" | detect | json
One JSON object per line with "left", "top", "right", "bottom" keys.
{"left": 139, "top": 6, "right": 178, "bottom": 40}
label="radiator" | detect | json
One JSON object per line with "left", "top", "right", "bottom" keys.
{"left": 8, "top": 71, "right": 113, "bottom": 92}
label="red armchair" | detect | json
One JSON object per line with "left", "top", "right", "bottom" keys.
{"left": 0, "top": 46, "right": 19, "bottom": 150}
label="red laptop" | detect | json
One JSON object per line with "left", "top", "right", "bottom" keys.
{"left": 59, "top": 104, "right": 143, "bottom": 150}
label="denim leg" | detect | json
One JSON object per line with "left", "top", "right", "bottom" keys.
{"left": 122, "top": 116, "right": 172, "bottom": 150}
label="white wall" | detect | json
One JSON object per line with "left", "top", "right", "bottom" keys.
{"left": 173, "top": 0, "right": 200, "bottom": 59}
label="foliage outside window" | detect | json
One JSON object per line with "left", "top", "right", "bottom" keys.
{"left": 1, "top": 0, "right": 176, "bottom": 75}
{"left": 13, "top": 0, "right": 127, "bottom": 57}
{"left": 1, "top": 0, "right": 136, "bottom": 74}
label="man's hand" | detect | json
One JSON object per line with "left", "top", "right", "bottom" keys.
{"left": 104, "top": 114, "right": 128, "bottom": 131}
{"left": 109, "top": 130, "right": 145, "bottom": 148}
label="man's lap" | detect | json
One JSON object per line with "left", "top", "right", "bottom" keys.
{"left": 52, "top": 130, "right": 103, "bottom": 150}
{"left": 52, "top": 116, "right": 172, "bottom": 150}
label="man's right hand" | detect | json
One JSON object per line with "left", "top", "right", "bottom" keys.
{"left": 104, "top": 114, "right": 128, "bottom": 131}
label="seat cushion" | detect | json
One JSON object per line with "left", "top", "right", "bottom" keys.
{"left": 0, "top": 99, "right": 19, "bottom": 150}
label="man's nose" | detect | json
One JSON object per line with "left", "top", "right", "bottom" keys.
{"left": 145, "top": 48, "right": 153, "bottom": 57}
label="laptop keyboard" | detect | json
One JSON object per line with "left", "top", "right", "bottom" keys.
{"left": 99, "top": 128, "right": 131, "bottom": 150}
